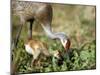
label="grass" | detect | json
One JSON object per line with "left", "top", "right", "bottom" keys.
{"left": 12, "top": 37, "right": 96, "bottom": 73}
{"left": 11, "top": 3, "right": 96, "bottom": 74}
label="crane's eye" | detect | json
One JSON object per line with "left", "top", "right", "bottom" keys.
{"left": 63, "top": 39, "right": 67, "bottom": 44}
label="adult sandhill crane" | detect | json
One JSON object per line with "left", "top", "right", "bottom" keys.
{"left": 12, "top": 0, "right": 71, "bottom": 52}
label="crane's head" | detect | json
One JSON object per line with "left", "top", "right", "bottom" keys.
{"left": 54, "top": 32, "right": 71, "bottom": 52}
{"left": 61, "top": 38, "right": 71, "bottom": 52}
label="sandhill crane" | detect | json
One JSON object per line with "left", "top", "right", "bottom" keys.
{"left": 12, "top": 0, "right": 71, "bottom": 52}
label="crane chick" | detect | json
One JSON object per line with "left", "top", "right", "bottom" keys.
{"left": 24, "top": 38, "right": 61, "bottom": 67}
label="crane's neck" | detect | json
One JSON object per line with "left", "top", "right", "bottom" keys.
{"left": 41, "top": 24, "right": 67, "bottom": 41}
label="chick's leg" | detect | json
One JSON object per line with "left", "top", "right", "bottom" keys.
{"left": 31, "top": 50, "right": 40, "bottom": 67}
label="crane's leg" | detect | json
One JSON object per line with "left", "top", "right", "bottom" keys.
{"left": 28, "top": 19, "right": 34, "bottom": 39}
{"left": 11, "top": 24, "right": 23, "bottom": 50}
{"left": 15, "top": 25, "right": 23, "bottom": 47}
{"left": 11, "top": 17, "right": 25, "bottom": 50}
